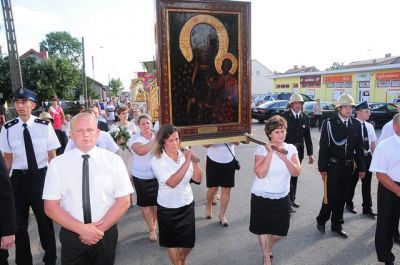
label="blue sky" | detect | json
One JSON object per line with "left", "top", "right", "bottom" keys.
{"left": 1, "top": 0, "right": 399, "bottom": 91}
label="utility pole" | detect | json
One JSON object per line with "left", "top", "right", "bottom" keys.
{"left": 81, "top": 37, "right": 88, "bottom": 108}
{"left": 1, "top": 0, "right": 23, "bottom": 92}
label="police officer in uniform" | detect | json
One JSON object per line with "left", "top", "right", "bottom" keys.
{"left": 345, "top": 101, "right": 377, "bottom": 218}
{"left": 282, "top": 93, "right": 314, "bottom": 211}
{"left": 0, "top": 88, "right": 60, "bottom": 264}
{"left": 316, "top": 93, "right": 365, "bottom": 238}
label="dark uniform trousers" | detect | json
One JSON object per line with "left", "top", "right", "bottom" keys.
{"left": 316, "top": 162, "right": 354, "bottom": 230}
{"left": 10, "top": 168, "right": 56, "bottom": 265}
{"left": 290, "top": 144, "right": 304, "bottom": 203}
{"left": 60, "top": 225, "right": 118, "bottom": 265}
{"left": 375, "top": 182, "right": 400, "bottom": 264}
{"left": 346, "top": 153, "right": 373, "bottom": 211}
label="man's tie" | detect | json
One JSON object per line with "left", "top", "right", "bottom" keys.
{"left": 296, "top": 114, "right": 299, "bottom": 120}
{"left": 82, "top": 154, "right": 92, "bottom": 224}
{"left": 22, "top": 123, "right": 38, "bottom": 171}
{"left": 343, "top": 120, "right": 347, "bottom": 127}
{"left": 362, "top": 122, "right": 370, "bottom": 151}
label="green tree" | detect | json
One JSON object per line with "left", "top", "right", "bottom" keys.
{"left": 20, "top": 56, "right": 81, "bottom": 102}
{"left": 0, "top": 55, "right": 12, "bottom": 104}
{"left": 325, "top": 62, "right": 344, "bottom": 71}
{"left": 110, "top": 78, "right": 124, "bottom": 97}
{"left": 39, "top": 31, "right": 82, "bottom": 65}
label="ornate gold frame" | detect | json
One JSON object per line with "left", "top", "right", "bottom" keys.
{"left": 156, "top": 0, "right": 251, "bottom": 144}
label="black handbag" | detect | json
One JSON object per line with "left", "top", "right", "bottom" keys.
{"left": 225, "top": 144, "right": 240, "bottom": 171}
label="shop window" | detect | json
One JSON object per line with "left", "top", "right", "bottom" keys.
{"left": 377, "top": 81, "right": 390, "bottom": 87}
{"left": 358, "top": 81, "right": 370, "bottom": 88}
{"left": 391, "top": 80, "right": 400, "bottom": 87}
{"left": 335, "top": 82, "right": 344, "bottom": 88}
{"left": 345, "top": 82, "right": 352, "bottom": 88}
{"left": 327, "top": 83, "right": 335, "bottom": 88}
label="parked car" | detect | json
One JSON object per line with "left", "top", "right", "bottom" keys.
{"left": 252, "top": 100, "right": 288, "bottom": 122}
{"left": 303, "top": 101, "right": 336, "bottom": 127}
{"left": 254, "top": 92, "right": 313, "bottom": 106}
{"left": 365, "top": 102, "right": 399, "bottom": 128}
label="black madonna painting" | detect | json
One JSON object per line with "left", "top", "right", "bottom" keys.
{"left": 156, "top": 0, "right": 251, "bottom": 141}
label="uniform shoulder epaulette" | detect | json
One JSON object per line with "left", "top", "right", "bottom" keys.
{"left": 35, "top": 118, "right": 50, "bottom": 125}
{"left": 4, "top": 119, "right": 19, "bottom": 129}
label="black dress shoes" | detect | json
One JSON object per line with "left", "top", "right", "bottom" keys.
{"left": 346, "top": 205, "right": 357, "bottom": 214}
{"left": 291, "top": 201, "right": 300, "bottom": 208}
{"left": 362, "top": 209, "right": 377, "bottom": 218}
{"left": 290, "top": 206, "right": 296, "bottom": 213}
{"left": 331, "top": 228, "right": 348, "bottom": 239}
{"left": 317, "top": 223, "right": 325, "bottom": 234}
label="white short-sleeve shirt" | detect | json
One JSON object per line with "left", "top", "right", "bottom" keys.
{"left": 65, "top": 131, "right": 119, "bottom": 153}
{"left": 357, "top": 119, "right": 377, "bottom": 152}
{"left": 151, "top": 150, "right": 194, "bottom": 208}
{"left": 0, "top": 115, "right": 60, "bottom": 169}
{"left": 369, "top": 134, "right": 400, "bottom": 182}
{"left": 42, "top": 146, "right": 134, "bottom": 223}
{"left": 378, "top": 120, "right": 394, "bottom": 143}
{"left": 207, "top": 143, "right": 235, "bottom": 163}
{"left": 251, "top": 143, "right": 298, "bottom": 199}
{"left": 128, "top": 133, "right": 155, "bottom": 179}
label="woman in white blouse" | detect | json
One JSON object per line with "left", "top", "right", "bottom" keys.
{"left": 250, "top": 115, "right": 301, "bottom": 265}
{"left": 129, "top": 114, "right": 158, "bottom": 241}
{"left": 151, "top": 124, "right": 202, "bottom": 265}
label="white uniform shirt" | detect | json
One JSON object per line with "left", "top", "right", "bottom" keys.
{"left": 128, "top": 133, "right": 155, "bottom": 179}
{"left": 0, "top": 115, "right": 60, "bottom": 169}
{"left": 251, "top": 143, "right": 298, "bottom": 199}
{"left": 151, "top": 150, "right": 194, "bottom": 208}
{"left": 153, "top": 121, "right": 160, "bottom": 132}
{"left": 378, "top": 120, "right": 394, "bottom": 143}
{"left": 42, "top": 146, "right": 134, "bottom": 223}
{"left": 356, "top": 118, "right": 377, "bottom": 152}
{"left": 207, "top": 143, "right": 235, "bottom": 163}
{"left": 369, "top": 134, "right": 400, "bottom": 182}
{"left": 65, "top": 131, "right": 119, "bottom": 153}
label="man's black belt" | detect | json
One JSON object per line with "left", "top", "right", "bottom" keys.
{"left": 13, "top": 167, "right": 46, "bottom": 174}
{"left": 329, "top": 157, "right": 353, "bottom": 166}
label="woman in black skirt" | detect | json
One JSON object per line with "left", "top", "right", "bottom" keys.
{"left": 204, "top": 143, "right": 239, "bottom": 226}
{"left": 130, "top": 114, "right": 158, "bottom": 241}
{"left": 251, "top": 115, "right": 301, "bottom": 265}
{"left": 151, "top": 124, "right": 203, "bottom": 265}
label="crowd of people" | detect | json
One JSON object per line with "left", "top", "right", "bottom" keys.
{"left": 0, "top": 87, "right": 400, "bottom": 265}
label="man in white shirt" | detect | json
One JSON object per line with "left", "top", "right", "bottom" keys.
{"left": 43, "top": 112, "right": 133, "bottom": 265}
{"left": 369, "top": 113, "right": 400, "bottom": 265}
{"left": 346, "top": 101, "right": 377, "bottom": 217}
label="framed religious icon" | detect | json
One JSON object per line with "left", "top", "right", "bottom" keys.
{"left": 156, "top": 0, "right": 251, "bottom": 144}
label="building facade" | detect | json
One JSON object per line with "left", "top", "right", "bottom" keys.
{"left": 272, "top": 63, "right": 400, "bottom": 103}
{"left": 251, "top": 59, "right": 274, "bottom": 95}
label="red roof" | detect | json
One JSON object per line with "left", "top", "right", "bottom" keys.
{"left": 20, "top": 48, "right": 48, "bottom": 60}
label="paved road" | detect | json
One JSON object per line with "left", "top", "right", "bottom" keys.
{"left": 8, "top": 121, "right": 398, "bottom": 265}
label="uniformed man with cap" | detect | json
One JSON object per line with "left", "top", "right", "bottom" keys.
{"left": 316, "top": 93, "right": 365, "bottom": 239}
{"left": 0, "top": 88, "right": 60, "bottom": 265}
{"left": 345, "top": 101, "right": 377, "bottom": 218}
{"left": 281, "top": 93, "right": 314, "bottom": 211}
